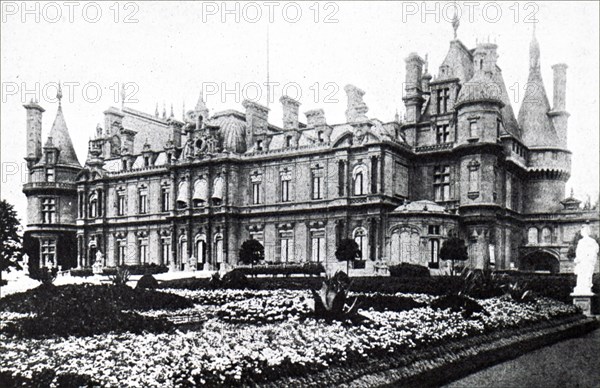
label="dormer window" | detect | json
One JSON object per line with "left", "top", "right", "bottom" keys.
{"left": 437, "top": 88, "right": 450, "bottom": 114}
{"left": 256, "top": 140, "right": 263, "bottom": 151}
{"left": 144, "top": 156, "right": 150, "bottom": 167}
{"left": 46, "top": 153, "right": 55, "bottom": 164}
{"left": 317, "top": 131, "right": 324, "bottom": 143}
{"left": 286, "top": 136, "right": 292, "bottom": 148}
{"left": 469, "top": 121, "right": 479, "bottom": 139}
{"left": 122, "top": 159, "right": 127, "bottom": 171}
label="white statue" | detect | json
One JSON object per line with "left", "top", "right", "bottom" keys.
{"left": 573, "top": 226, "right": 599, "bottom": 294}
{"left": 92, "top": 251, "right": 104, "bottom": 275}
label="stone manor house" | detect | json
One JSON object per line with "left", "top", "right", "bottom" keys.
{"left": 22, "top": 29, "right": 599, "bottom": 274}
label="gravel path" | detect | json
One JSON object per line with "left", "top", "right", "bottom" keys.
{"left": 444, "top": 325, "right": 600, "bottom": 388}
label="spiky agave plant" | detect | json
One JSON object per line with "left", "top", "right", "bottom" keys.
{"left": 311, "top": 271, "right": 359, "bottom": 321}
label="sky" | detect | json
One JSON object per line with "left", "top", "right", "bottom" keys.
{"left": 1, "top": 1, "right": 599, "bottom": 224}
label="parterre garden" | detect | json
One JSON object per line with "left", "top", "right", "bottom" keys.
{"left": 0, "top": 266, "right": 598, "bottom": 387}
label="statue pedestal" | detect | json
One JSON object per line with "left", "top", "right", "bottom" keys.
{"left": 571, "top": 292, "right": 595, "bottom": 317}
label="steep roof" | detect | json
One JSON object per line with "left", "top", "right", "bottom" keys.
{"left": 44, "top": 104, "right": 81, "bottom": 167}
{"left": 517, "top": 32, "right": 559, "bottom": 147}
{"left": 437, "top": 40, "right": 474, "bottom": 83}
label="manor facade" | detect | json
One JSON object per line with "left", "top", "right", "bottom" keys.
{"left": 23, "top": 30, "right": 599, "bottom": 274}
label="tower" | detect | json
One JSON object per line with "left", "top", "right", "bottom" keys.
{"left": 518, "top": 28, "right": 571, "bottom": 213}
{"left": 22, "top": 84, "right": 81, "bottom": 270}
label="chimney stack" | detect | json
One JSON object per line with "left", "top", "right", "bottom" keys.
{"left": 305, "top": 109, "right": 326, "bottom": 128}
{"left": 279, "top": 96, "right": 300, "bottom": 129}
{"left": 549, "top": 63, "right": 569, "bottom": 149}
{"left": 23, "top": 99, "right": 45, "bottom": 170}
{"left": 552, "top": 63, "right": 567, "bottom": 111}
{"left": 344, "top": 84, "right": 369, "bottom": 123}
{"left": 403, "top": 53, "right": 425, "bottom": 123}
{"left": 242, "top": 99, "right": 270, "bottom": 150}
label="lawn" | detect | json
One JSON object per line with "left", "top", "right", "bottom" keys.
{"left": 0, "top": 276, "right": 586, "bottom": 387}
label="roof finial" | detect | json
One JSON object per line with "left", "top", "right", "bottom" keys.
{"left": 182, "top": 101, "right": 186, "bottom": 121}
{"left": 162, "top": 101, "right": 166, "bottom": 119}
{"left": 57, "top": 81, "right": 63, "bottom": 107}
{"left": 170, "top": 103, "right": 174, "bottom": 118}
{"left": 424, "top": 53, "right": 429, "bottom": 74}
{"left": 394, "top": 109, "right": 400, "bottom": 123}
{"left": 451, "top": 8, "right": 460, "bottom": 40}
{"left": 155, "top": 103, "right": 159, "bottom": 118}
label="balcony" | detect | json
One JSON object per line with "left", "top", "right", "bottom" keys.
{"left": 23, "top": 181, "right": 77, "bottom": 192}
{"left": 415, "top": 143, "right": 454, "bottom": 153}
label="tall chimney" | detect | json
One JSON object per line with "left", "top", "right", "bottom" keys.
{"left": 403, "top": 53, "right": 424, "bottom": 123}
{"left": 242, "top": 99, "right": 269, "bottom": 149}
{"left": 549, "top": 63, "right": 569, "bottom": 149}
{"left": 552, "top": 63, "right": 567, "bottom": 111}
{"left": 305, "top": 109, "right": 326, "bottom": 127}
{"left": 23, "top": 99, "right": 45, "bottom": 170}
{"left": 279, "top": 96, "right": 300, "bottom": 129}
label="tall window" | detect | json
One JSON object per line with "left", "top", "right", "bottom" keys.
{"left": 469, "top": 121, "right": 479, "bottom": 138}
{"left": 161, "top": 238, "right": 171, "bottom": 266}
{"left": 251, "top": 172, "right": 262, "bottom": 205}
{"left": 433, "top": 165, "right": 451, "bottom": 201}
{"left": 286, "top": 135, "right": 292, "bottom": 148}
{"left": 252, "top": 183, "right": 261, "bottom": 204}
{"left": 161, "top": 187, "right": 170, "bottom": 212}
{"left": 436, "top": 124, "right": 450, "bottom": 144}
{"left": 117, "top": 240, "right": 126, "bottom": 266}
{"left": 312, "top": 165, "right": 323, "bottom": 200}
{"left": 46, "top": 168, "right": 55, "bottom": 182}
{"left": 353, "top": 164, "right": 367, "bottom": 196}
{"left": 138, "top": 239, "right": 148, "bottom": 264}
{"left": 195, "top": 237, "right": 206, "bottom": 264}
{"left": 437, "top": 88, "right": 450, "bottom": 113}
{"left": 311, "top": 230, "right": 325, "bottom": 262}
{"left": 527, "top": 227, "right": 539, "bottom": 245}
{"left": 41, "top": 238, "right": 56, "bottom": 267}
{"left": 138, "top": 189, "right": 148, "bottom": 214}
{"left": 256, "top": 140, "right": 263, "bottom": 151}
{"left": 78, "top": 192, "right": 85, "bottom": 218}
{"left": 42, "top": 198, "right": 56, "bottom": 224}
{"left": 429, "top": 239, "right": 440, "bottom": 268}
{"left": 117, "top": 193, "right": 126, "bottom": 216}
{"left": 280, "top": 169, "right": 291, "bottom": 202}
{"left": 277, "top": 230, "right": 293, "bottom": 263}
{"left": 214, "top": 234, "right": 224, "bottom": 264}
{"left": 89, "top": 193, "right": 98, "bottom": 218}
{"left": 468, "top": 160, "right": 480, "bottom": 194}
{"left": 353, "top": 227, "right": 368, "bottom": 262}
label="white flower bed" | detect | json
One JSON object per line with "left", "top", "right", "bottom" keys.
{"left": 0, "top": 288, "right": 579, "bottom": 387}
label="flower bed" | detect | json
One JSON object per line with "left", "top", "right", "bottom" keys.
{"left": 0, "top": 283, "right": 583, "bottom": 387}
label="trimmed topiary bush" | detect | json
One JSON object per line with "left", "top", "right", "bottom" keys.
{"left": 389, "top": 263, "right": 431, "bottom": 278}
{"left": 136, "top": 274, "right": 159, "bottom": 289}
{"left": 28, "top": 266, "right": 58, "bottom": 285}
{"left": 70, "top": 268, "right": 94, "bottom": 277}
{"left": 221, "top": 269, "right": 250, "bottom": 289}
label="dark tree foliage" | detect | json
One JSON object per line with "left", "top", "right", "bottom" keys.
{"left": 335, "top": 239, "right": 361, "bottom": 274}
{"left": 567, "top": 231, "right": 600, "bottom": 259}
{"left": 439, "top": 237, "right": 469, "bottom": 276}
{"left": 239, "top": 239, "right": 265, "bottom": 266}
{"left": 0, "top": 200, "right": 23, "bottom": 284}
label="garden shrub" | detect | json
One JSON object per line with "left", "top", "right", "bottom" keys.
{"left": 460, "top": 269, "right": 508, "bottom": 299}
{"left": 389, "top": 263, "right": 431, "bottom": 278}
{"left": 236, "top": 262, "right": 325, "bottom": 277}
{"left": 136, "top": 274, "right": 159, "bottom": 290}
{"left": 70, "top": 268, "right": 94, "bottom": 277}
{"left": 221, "top": 269, "right": 250, "bottom": 289}
{"left": 28, "top": 266, "right": 58, "bottom": 285}
{"left": 109, "top": 266, "right": 131, "bottom": 285}
{"left": 431, "top": 294, "right": 486, "bottom": 319}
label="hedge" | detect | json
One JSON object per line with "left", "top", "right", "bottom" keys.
{"left": 235, "top": 262, "right": 325, "bottom": 277}
{"left": 102, "top": 264, "right": 169, "bottom": 276}
{"left": 388, "top": 263, "right": 431, "bottom": 278}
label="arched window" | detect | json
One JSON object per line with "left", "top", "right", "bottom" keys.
{"left": 195, "top": 234, "right": 207, "bottom": 264}
{"left": 214, "top": 234, "right": 224, "bottom": 264}
{"left": 353, "top": 227, "right": 368, "bottom": 261}
{"left": 176, "top": 181, "right": 188, "bottom": 209}
{"left": 178, "top": 235, "right": 187, "bottom": 267}
{"left": 527, "top": 227, "right": 539, "bottom": 245}
{"left": 352, "top": 164, "right": 368, "bottom": 196}
{"left": 542, "top": 227, "right": 552, "bottom": 244}
{"left": 429, "top": 239, "right": 439, "bottom": 268}
{"left": 89, "top": 193, "right": 98, "bottom": 218}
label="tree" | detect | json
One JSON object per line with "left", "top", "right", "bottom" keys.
{"left": 567, "top": 230, "right": 600, "bottom": 259}
{"left": 439, "top": 237, "right": 468, "bottom": 276}
{"left": 335, "top": 239, "right": 361, "bottom": 275}
{"left": 238, "top": 239, "right": 265, "bottom": 267}
{"left": 0, "top": 200, "right": 23, "bottom": 285}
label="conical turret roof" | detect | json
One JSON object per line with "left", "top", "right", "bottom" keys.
{"left": 45, "top": 103, "right": 81, "bottom": 167}
{"left": 517, "top": 29, "right": 559, "bottom": 147}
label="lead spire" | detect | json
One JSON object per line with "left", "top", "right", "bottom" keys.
{"left": 57, "top": 81, "right": 63, "bottom": 108}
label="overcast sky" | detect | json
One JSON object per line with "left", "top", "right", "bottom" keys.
{"left": 1, "top": 1, "right": 598, "bottom": 223}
